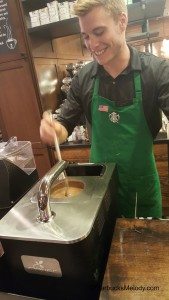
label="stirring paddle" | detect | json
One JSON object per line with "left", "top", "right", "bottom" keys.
{"left": 49, "top": 112, "right": 69, "bottom": 196}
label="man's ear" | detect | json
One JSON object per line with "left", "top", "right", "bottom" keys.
{"left": 119, "top": 13, "right": 128, "bottom": 32}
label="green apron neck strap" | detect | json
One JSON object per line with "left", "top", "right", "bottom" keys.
{"left": 134, "top": 72, "right": 142, "bottom": 93}
{"left": 93, "top": 77, "right": 99, "bottom": 96}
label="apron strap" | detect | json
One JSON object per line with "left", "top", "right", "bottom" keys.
{"left": 134, "top": 72, "right": 142, "bottom": 93}
{"left": 93, "top": 77, "right": 99, "bottom": 97}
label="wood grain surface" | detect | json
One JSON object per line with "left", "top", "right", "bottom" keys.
{"left": 154, "top": 144, "right": 169, "bottom": 217}
{"left": 100, "top": 218, "right": 169, "bottom": 300}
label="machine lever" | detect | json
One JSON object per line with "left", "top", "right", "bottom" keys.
{"left": 37, "top": 160, "right": 68, "bottom": 222}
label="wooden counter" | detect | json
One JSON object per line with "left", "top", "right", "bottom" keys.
{"left": 100, "top": 218, "right": 169, "bottom": 299}
{"left": 52, "top": 141, "right": 90, "bottom": 163}
{"left": 60, "top": 141, "right": 90, "bottom": 163}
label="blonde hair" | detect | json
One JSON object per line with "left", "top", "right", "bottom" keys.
{"left": 73, "top": 0, "right": 127, "bottom": 20}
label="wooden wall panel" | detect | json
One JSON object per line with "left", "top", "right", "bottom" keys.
{"left": 149, "top": 19, "right": 165, "bottom": 37}
{"left": 52, "top": 34, "right": 84, "bottom": 59}
{"left": 30, "top": 36, "right": 55, "bottom": 58}
{"left": 60, "top": 146, "right": 90, "bottom": 163}
{"left": 34, "top": 58, "right": 61, "bottom": 111}
{"left": 33, "top": 34, "right": 92, "bottom": 113}
{"left": 0, "top": 60, "right": 41, "bottom": 142}
{"left": 163, "top": 17, "right": 169, "bottom": 36}
{"left": 126, "top": 24, "right": 142, "bottom": 37}
{"left": 154, "top": 144, "right": 169, "bottom": 217}
{"left": 33, "top": 147, "right": 53, "bottom": 178}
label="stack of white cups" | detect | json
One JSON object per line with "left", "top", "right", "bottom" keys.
{"left": 47, "top": 1, "right": 60, "bottom": 23}
{"left": 58, "top": 1, "right": 70, "bottom": 20}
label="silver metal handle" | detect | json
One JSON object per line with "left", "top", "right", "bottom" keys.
{"left": 37, "top": 160, "right": 68, "bottom": 223}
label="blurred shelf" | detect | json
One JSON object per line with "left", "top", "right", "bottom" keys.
{"left": 128, "top": 0, "right": 166, "bottom": 24}
{"left": 21, "top": 0, "right": 166, "bottom": 39}
{"left": 28, "top": 17, "right": 80, "bottom": 39}
{"left": 126, "top": 31, "right": 159, "bottom": 42}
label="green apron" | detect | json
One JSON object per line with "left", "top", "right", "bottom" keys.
{"left": 90, "top": 72, "right": 162, "bottom": 218}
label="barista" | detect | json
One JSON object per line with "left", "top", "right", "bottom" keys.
{"left": 40, "top": 0, "right": 169, "bottom": 218}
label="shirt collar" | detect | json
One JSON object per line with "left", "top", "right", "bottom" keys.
{"left": 90, "top": 45, "right": 142, "bottom": 78}
{"left": 129, "top": 45, "right": 142, "bottom": 71}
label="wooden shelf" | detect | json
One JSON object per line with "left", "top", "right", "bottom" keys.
{"left": 28, "top": 17, "right": 80, "bottom": 39}
{"left": 21, "top": 0, "right": 49, "bottom": 11}
{"left": 126, "top": 31, "right": 159, "bottom": 42}
{"left": 21, "top": 0, "right": 166, "bottom": 40}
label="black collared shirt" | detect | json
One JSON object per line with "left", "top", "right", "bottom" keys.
{"left": 57, "top": 46, "right": 169, "bottom": 139}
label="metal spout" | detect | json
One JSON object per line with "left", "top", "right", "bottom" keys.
{"left": 37, "top": 160, "right": 68, "bottom": 223}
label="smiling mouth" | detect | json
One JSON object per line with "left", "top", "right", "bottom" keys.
{"left": 93, "top": 48, "right": 107, "bottom": 56}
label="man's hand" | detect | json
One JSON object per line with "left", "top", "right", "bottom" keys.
{"left": 40, "top": 111, "right": 68, "bottom": 145}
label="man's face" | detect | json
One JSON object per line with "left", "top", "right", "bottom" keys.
{"left": 79, "top": 6, "right": 127, "bottom": 67}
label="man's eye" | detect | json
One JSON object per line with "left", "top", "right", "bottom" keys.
{"left": 94, "top": 29, "right": 104, "bottom": 36}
